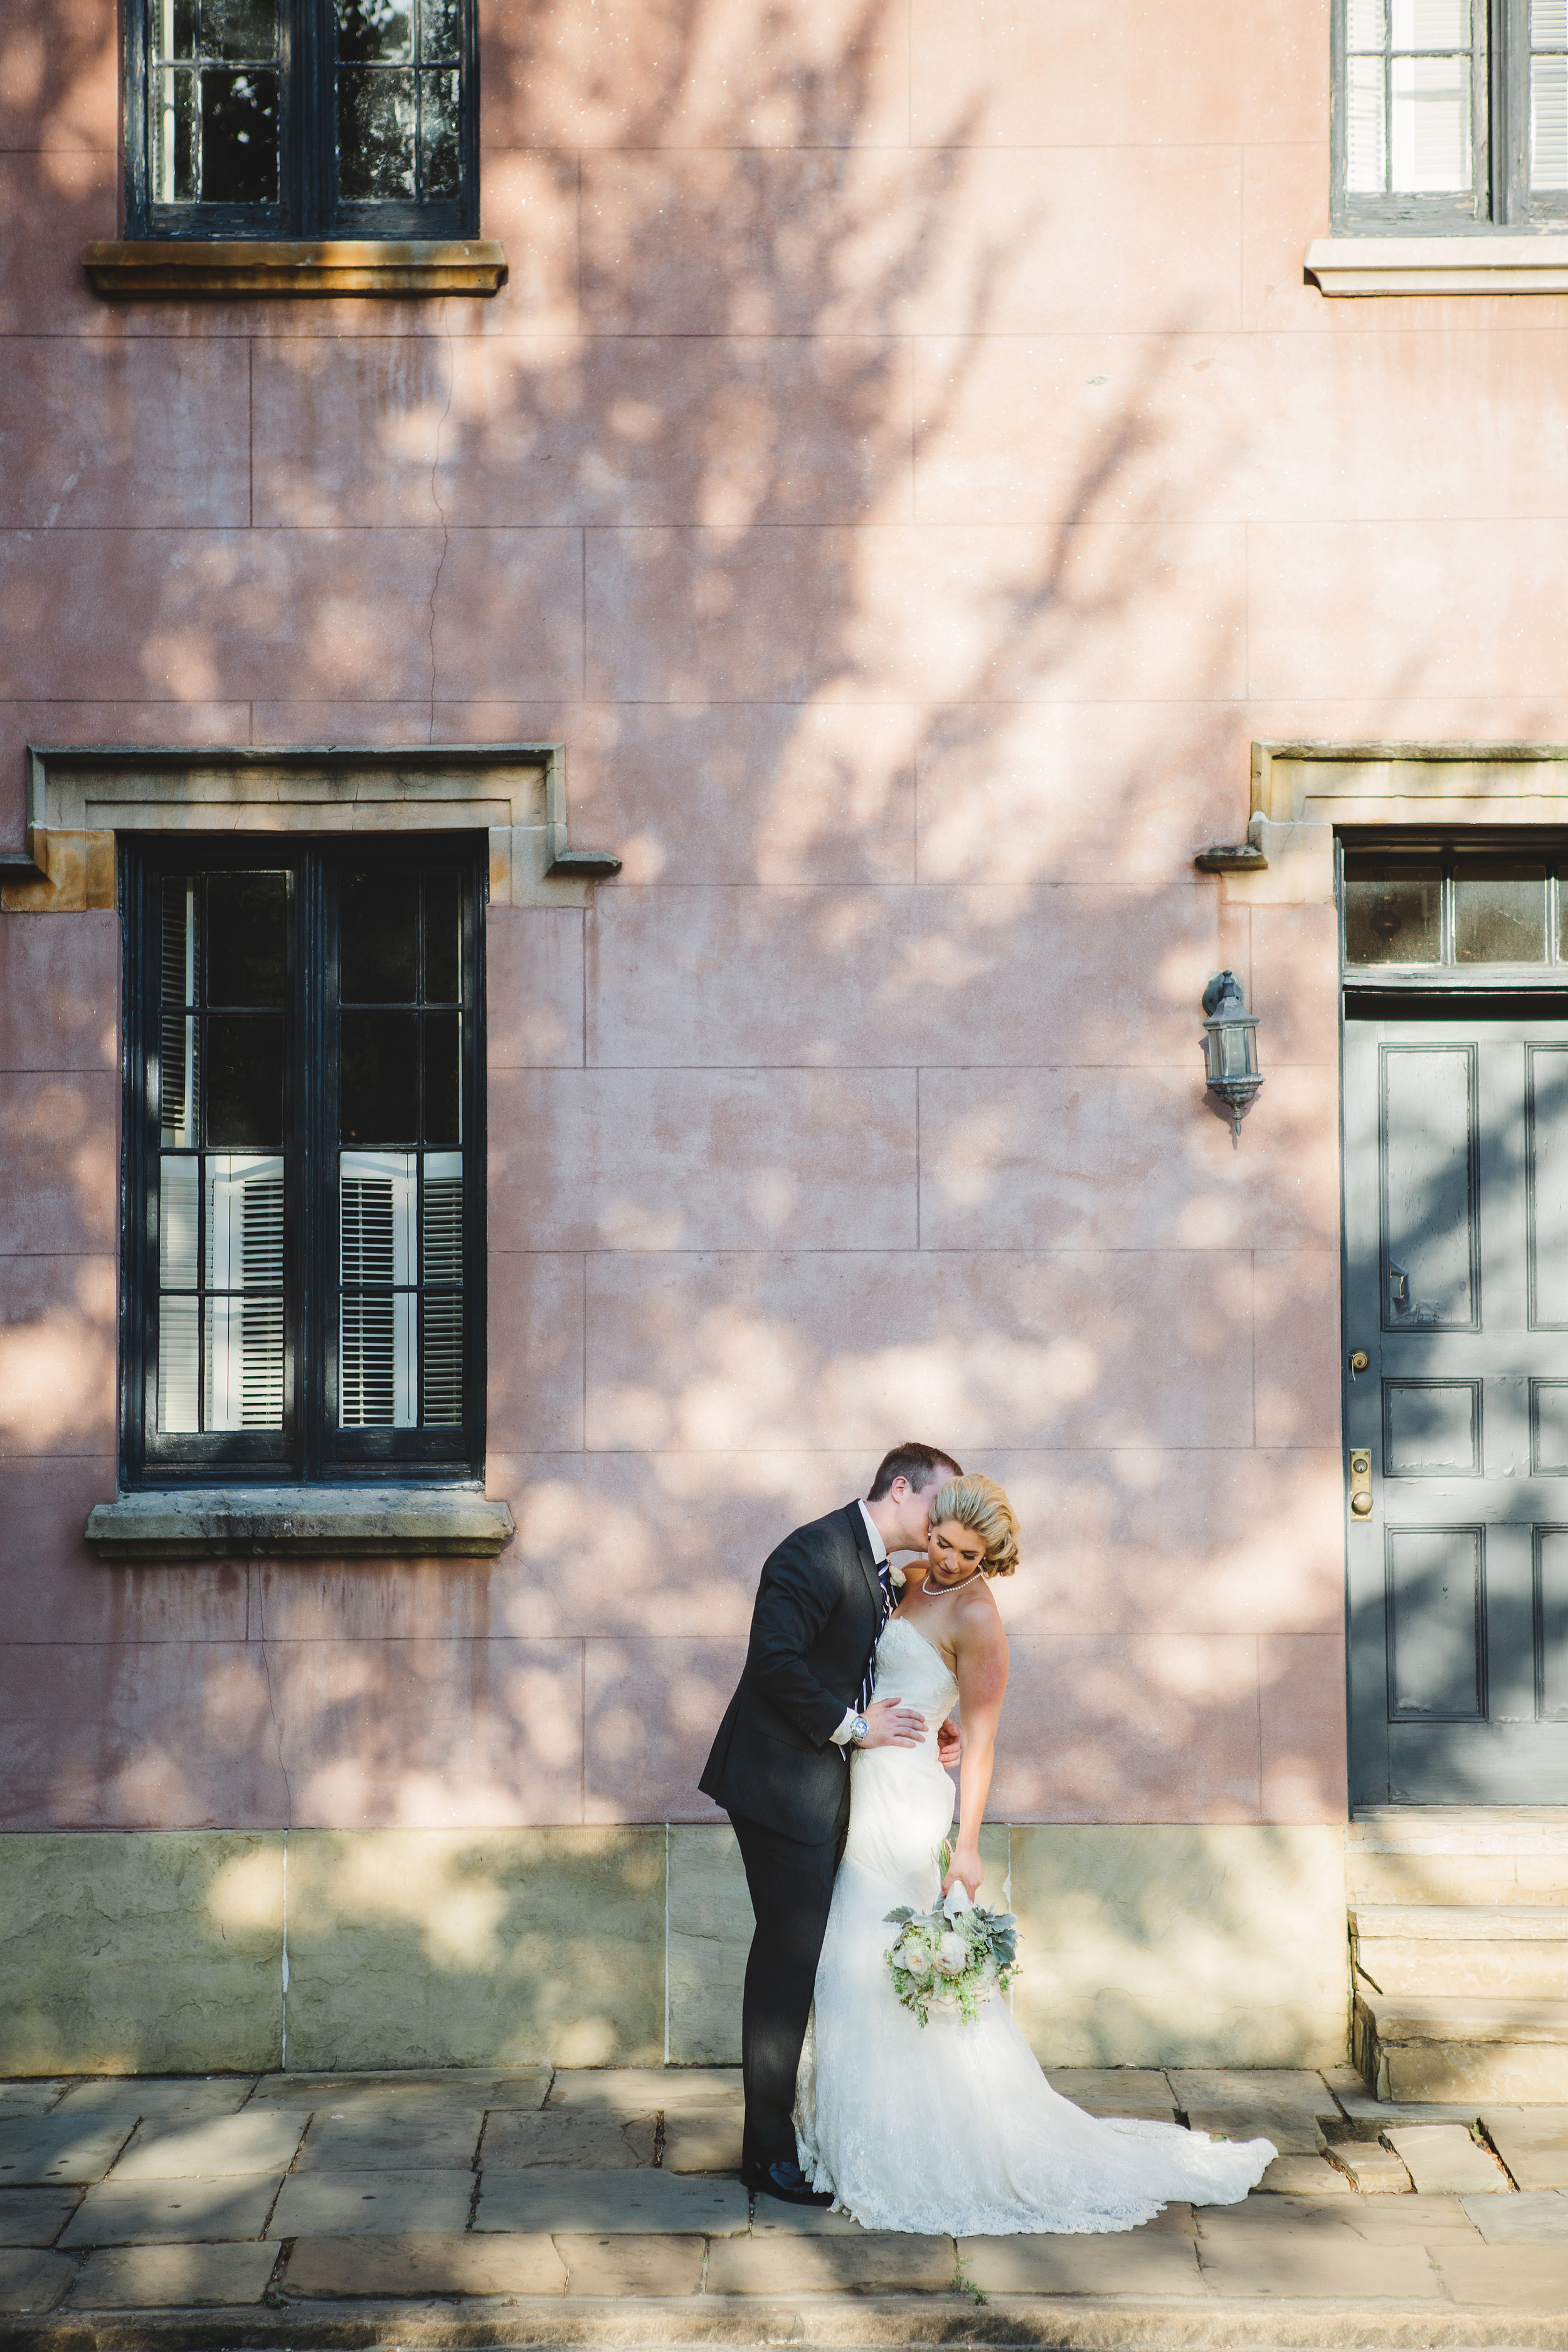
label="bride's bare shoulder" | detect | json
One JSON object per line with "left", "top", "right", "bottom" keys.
{"left": 952, "top": 1578, "right": 1007, "bottom": 1648}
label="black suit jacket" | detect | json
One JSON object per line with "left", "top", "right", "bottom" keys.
{"left": 699, "top": 1502, "right": 884, "bottom": 1843}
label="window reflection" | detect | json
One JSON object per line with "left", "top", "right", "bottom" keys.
{"left": 1343, "top": 846, "right": 1568, "bottom": 970}
{"left": 1343, "top": 857, "right": 1443, "bottom": 963}
{"left": 1454, "top": 865, "right": 1547, "bottom": 962}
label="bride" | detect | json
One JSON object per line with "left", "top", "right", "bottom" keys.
{"left": 794, "top": 1471, "right": 1276, "bottom": 2235}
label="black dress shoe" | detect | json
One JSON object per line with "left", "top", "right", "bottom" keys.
{"left": 743, "top": 2156, "right": 835, "bottom": 2207}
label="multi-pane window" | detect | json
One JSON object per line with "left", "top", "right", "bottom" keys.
{"left": 127, "top": 0, "right": 477, "bottom": 238}
{"left": 1336, "top": 0, "right": 1568, "bottom": 223}
{"left": 124, "top": 839, "right": 485, "bottom": 1486}
{"left": 1343, "top": 845, "right": 1568, "bottom": 968}
{"left": 337, "top": 866, "right": 467, "bottom": 1432}
{"left": 156, "top": 872, "right": 289, "bottom": 1436}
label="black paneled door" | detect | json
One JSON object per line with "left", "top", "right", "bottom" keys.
{"left": 1345, "top": 1015, "right": 1568, "bottom": 1803}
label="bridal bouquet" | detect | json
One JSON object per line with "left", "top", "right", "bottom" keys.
{"left": 883, "top": 1866, "right": 1019, "bottom": 2027}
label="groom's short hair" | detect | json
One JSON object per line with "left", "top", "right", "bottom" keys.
{"left": 867, "top": 1441, "right": 963, "bottom": 1500}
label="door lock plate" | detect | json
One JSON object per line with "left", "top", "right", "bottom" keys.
{"left": 1349, "top": 1450, "right": 1372, "bottom": 1517}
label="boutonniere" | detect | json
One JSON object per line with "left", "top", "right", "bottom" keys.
{"left": 887, "top": 1560, "right": 906, "bottom": 1589}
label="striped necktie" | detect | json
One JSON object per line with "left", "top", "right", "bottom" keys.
{"left": 855, "top": 1559, "right": 895, "bottom": 1716}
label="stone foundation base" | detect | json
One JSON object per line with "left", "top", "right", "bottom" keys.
{"left": 0, "top": 1825, "right": 1349, "bottom": 2076}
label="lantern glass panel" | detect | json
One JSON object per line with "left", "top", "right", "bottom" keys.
{"left": 1222, "top": 1022, "right": 1256, "bottom": 1079}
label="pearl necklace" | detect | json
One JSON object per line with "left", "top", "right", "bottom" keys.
{"left": 921, "top": 1568, "right": 985, "bottom": 1596}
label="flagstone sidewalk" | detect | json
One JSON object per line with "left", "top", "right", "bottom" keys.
{"left": 6, "top": 2062, "right": 1568, "bottom": 2346}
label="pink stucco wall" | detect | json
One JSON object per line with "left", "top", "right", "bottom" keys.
{"left": 9, "top": 0, "right": 1512, "bottom": 1838}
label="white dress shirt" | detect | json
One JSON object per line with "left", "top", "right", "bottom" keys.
{"left": 829, "top": 1500, "right": 889, "bottom": 1746}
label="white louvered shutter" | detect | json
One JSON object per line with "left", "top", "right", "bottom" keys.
{"left": 340, "top": 1150, "right": 418, "bottom": 1426}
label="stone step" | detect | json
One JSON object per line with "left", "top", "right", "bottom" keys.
{"left": 1350, "top": 1809, "right": 1568, "bottom": 1857}
{"left": 1356, "top": 1991, "right": 1568, "bottom": 2103}
{"left": 1347, "top": 1853, "right": 1568, "bottom": 1905}
{"left": 1347, "top": 1816, "right": 1568, "bottom": 1907}
{"left": 1353, "top": 1905, "right": 1568, "bottom": 1998}
{"left": 1352, "top": 1906, "right": 1568, "bottom": 1938}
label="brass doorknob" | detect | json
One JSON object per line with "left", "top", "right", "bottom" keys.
{"left": 1349, "top": 1351, "right": 1369, "bottom": 1374}
{"left": 1351, "top": 1492, "right": 1373, "bottom": 1517}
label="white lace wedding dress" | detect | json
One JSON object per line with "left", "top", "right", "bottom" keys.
{"left": 794, "top": 1614, "right": 1276, "bottom": 2233}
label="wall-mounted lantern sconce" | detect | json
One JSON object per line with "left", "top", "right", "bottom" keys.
{"left": 1201, "top": 970, "right": 1264, "bottom": 1143}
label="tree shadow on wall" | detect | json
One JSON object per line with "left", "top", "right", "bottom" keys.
{"left": 0, "top": 0, "right": 1356, "bottom": 2015}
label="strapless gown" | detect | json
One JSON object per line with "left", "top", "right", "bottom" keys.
{"left": 794, "top": 1614, "right": 1276, "bottom": 2235}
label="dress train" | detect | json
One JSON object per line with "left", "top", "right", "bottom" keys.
{"left": 794, "top": 1616, "right": 1276, "bottom": 2235}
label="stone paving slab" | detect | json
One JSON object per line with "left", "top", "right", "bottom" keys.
{"left": 1171, "top": 2070, "right": 1343, "bottom": 2119}
{"left": 1320, "top": 2069, "right": 1483, "bottom": 2134}
{"left": 1480, "top": 2106, "right": 1568, "bottom": 2187}
{"left": 706, "top": 2230, "right": 954, "bottom": 2294}
{"left": 0, "top": 2089, "right": 67, "bottom": 2122}
{"left": 61, "top": 2176, "right": 282, "bottom": 2247}
{"left": 1327, "top": 2139, "right": 1413, "bottom": 2191}
{"left": 1385, "top": 2124, "right": 1512, "bottom": 2194}
{"left": 1461, "top": 2188, "right": 1568, "bottom": 2240}
{"left": 480, "top": 2111, "right": 655, "bottom": 2172}
{"left": 662, "top": 2112, "right": 744, "bottom": 2174}
{"left": 53, "top": 2080, "right": 257, "bottom": 2122}
{"left": 0, "top": 2190, "right": 81, "bottom": 2246}
{"left": 1258, "top": 2155, "right": 1353, "bottom": 2193}
{"left": 0, "top": 2250, "right": 71, "bottom": 2312}
{"left": 109, "top": 2111, "right": 305, "bottom": 2180}
{"left": 1433, "top": 2241, "right": 1568, "bottom": 2305}
{"left": 1044, "top": 2071, "right": 1177, "bottom": 2120}
{"left": 958, "top": 2233, "right": 1204, "bottom": 2296}
{"left": 1197, "top": 2192, "right": 1478, "bottom": 2242}
{"left": 68, "top": 2242, "right": 278, "bottom": 2308}
{"left": 270, "top": 2170, "right": 473, "bottom": 2238}
{"left": 1135, "top": 2200, "right": 1197, "bottom": 2235}
{"left": 0, "top": 2120, "right": 135, "bottom": 2188}
{"left": 1195, "top": 2230, "right": 1444, "bottom": 2298}
{"left": 544, "top": 2069, "right": 740, "bottom": 2111}
{"left": 297, "top": 2111, "right": 484, "bottom": 2172}
{"left": 476, "top": 2169, "right": 748, "bottom": 2236}
{"left": 250, "top": 2070, "right": 551, "bottom": 2111}
{"left": 748, "top": 2201, "right": 868, "bottom": 2235}
{"left": 1183, "top": 2105, "right": 1323, "bottom": 2155}
{"left": 285, "top": 2233, "right": 566, "bottom": 2299}
{"left": 554, "top": 2233, "right": 705, "bottom": 2296}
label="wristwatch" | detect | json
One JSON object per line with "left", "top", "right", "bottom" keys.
{"left": 849, "top": 1714, "right": 869, "bottom": 1745}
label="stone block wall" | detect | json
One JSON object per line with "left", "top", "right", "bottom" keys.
{"left": 0, "top": 1826, "right": 1349, "bottom": 2076}
{"left": 13, "top": 0, "right": 1545, "bottom": 2072}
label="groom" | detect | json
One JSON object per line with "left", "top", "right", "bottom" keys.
{"left": 700, "top": 1441, "right": 963, "bottom": 2203}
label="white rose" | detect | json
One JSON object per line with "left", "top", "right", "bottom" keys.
{"left": 937, "top": 1931, "right": 970, "bottom": 1976}
{"left": 899, "top": 1932, "right": 932, "bottom": 1976}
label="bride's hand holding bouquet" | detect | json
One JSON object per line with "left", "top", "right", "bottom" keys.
{"left": 941, "top": 1839, "right": 984, "bottom": 1901}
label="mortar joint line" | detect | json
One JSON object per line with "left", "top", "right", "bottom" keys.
{"left": 426, "top": 307, "right": 455, "bottom": 744}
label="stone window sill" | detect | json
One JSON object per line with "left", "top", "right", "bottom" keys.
{"left": 1305, "top": 234, "right": 1568, "bottom": 295}
{"left": 83, "top": 240, "right": 508, "bottom": 299}
{"left": 85, "top": 1485, "right": 516, "bottom": 1560}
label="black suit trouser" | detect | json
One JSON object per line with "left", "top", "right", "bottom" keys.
{"left": 729, "top": 1796, "right": 849, "bottom": 2170}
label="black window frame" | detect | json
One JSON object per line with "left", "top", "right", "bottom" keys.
{"left": 120, "top": 832, "right": 487, "bottom": 1490}
{"left": 123, "top": 0, "right": 480, "bottom": 242}
{"left": 1333, "top": 0, "right": 1568, "bottom": 231}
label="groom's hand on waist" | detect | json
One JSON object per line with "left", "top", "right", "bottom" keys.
{"left": 859, "top": 1695, "right": 924, "bottom": 1749}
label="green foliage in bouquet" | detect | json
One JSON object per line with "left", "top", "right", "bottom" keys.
{"left": 882, "top": 1845, "right": 1019, "bottom": 2027}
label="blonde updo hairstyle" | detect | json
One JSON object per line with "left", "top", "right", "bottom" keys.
{"left": 929, "top": 1472, "right": 1020, "bottom": 1578}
